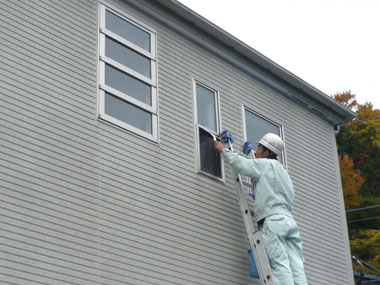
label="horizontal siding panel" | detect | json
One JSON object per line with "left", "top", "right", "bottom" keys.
{"left": 98, "top": 145, "right": 235, "bottom": 204}
{"left": 3, "top": 1, "right": 96, "bottom": 51}
{"left": 0, "top": 267, "right": 61, "bottom": 285}
{"left": 31, "top": 0, "right": 97, "bottom": 32}
{"left": 98, "top": 231, "right": 248, "bottom": 281}
{"left": 1, "top": 223, "right": 98, "bottom": 266}
{"left": 1, "top": 18, "right": 95, "bottom": 68}
{"left": 0, "top": 14, "right": 95, "bottom": 66}
{"left": 0, "top": 106, "right": 98, "bottom": 154}
{"left": 0, "top": 71, "right": 95, "bottom": 121}
{"left": 98, "top": 162, "right": 242, "bottom": 231}
{"left": 1, "top": 79, "right": 96, "bottom": 124}
{"left": 1, "top": 145, "right": 97, "bottom": 187}
{"left": 98, "top": 190, "right": 246, "bottom": 250}
{"left": 0, "top": 171, "right": 98, "bottom": 211}
{"left": 1, "top": 157, "right": 96, "bottom": 202}
{"left": 0, "top": 118, "right": 98, "bottom": 171}
{"left": 1, "top": 255, "right": 94, "bottom": 285}
{"left": 1, "top": 51, "right": 96, "bottom": 99}
{"left": 1, "top": 196, "right": 97, "bottom": 239}
{"left": 99, "top": 126, "right": 224, "bottom": 188}
{"left": 0, "top": 138, "right": 98, "bottom": 183}
{"left": 2, "top": 241, "right": 97, "bottom": 282}
{"left": 1, "top": 189, "right": 97, "bottom": 231}
{"left": 2, "top": 29, "right": 97, "bottom": 83}
{"left": 1, "top": 213, "right": 97, "bottom": 254}
{"left": 67, "top": 0, "right": 98, "bottom": 17}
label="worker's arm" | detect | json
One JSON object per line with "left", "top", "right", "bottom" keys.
{"left": 214, "top": 141, "right": 263, "bottom": 179}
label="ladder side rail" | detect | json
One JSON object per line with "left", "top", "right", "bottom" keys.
{"left": 228, "top": 141, "right": 275, "bottom": 285}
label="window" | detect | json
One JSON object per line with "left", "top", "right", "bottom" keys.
{"left": 194, "top": 81, "right": 223, "bottom": 179}
{"left": 98, "top": 4, "right": 157, "bottom": 141}
{"left": 243, "top": 107, "right": 285, "bottom": 164}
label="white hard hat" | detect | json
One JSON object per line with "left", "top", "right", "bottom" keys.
{"left": 256, "top": 133, "right": 284, "bottom": 155}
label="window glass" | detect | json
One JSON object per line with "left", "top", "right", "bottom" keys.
{"left": 196, "top": 84, "right": 217, "bottom": 131}
{"left": 199, "top": 128, "right": 221, "bottom": 177}
{"left": 245, "top": 109, "right": 283, "bottom": 163}
{"left": 105, "top": 93, "right": 152, "bottom": 133}
{"left": 106, "top": 10, "right": 150, "bottom": 51}
{"left": 106, "top": 37, "right": 151, "bottom": 78}
{"left": 105, "top": 64, "right": 151, "bottom": 105}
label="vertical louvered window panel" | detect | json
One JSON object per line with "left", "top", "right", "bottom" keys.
{"left": 98, "top": 4, "right": 157, "bottom": 141}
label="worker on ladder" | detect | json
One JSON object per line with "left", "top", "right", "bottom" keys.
{"left": 214, "top": 132, "right": 308, "bottom": 285}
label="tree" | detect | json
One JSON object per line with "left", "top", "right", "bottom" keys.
{"left": 333, "top": 91, "right": 380, "bottom": 276}
{"left": 334, "top": 90, "right": 358, "bottom": 111}
{"left": 334, "top": 92, "right": 380, "bottom": 198}
{"left": 339, "top": 154, "right": 364, "bottom": 209}
{"left": 350, "top": 229, "right": 380, "bottom": 275}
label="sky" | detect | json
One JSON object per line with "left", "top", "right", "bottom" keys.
{"left": 178, "top": 0, "right": 380, "bottom": 110}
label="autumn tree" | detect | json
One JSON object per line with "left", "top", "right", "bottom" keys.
{"left": 334, "top": 91, "right": 380, "bottom": 229}
{"left": 334, "top": 90, "right": 358, "bottom": 111}
{"left": 334, "top": 91, "right": 380, "bottom": 198}
{"left": 333, "top": 91, "right": 380, "bottom": 275}
{"left": 339, "top": 154, "right": 364, "bottom": 209}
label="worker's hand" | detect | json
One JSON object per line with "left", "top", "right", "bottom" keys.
{"left": 213, "top": 141, "right": 226, "bottom": 153}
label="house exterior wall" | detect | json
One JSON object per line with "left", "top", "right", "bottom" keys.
{"left": 0, "top": 0, "right": 353, "bottom": 284}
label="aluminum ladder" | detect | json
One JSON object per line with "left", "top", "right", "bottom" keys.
{"left": 226, "top": 140, "right": 275, "bottom": 285}
{"left": 204, "top": 126, "right": 275, "bottom": 284}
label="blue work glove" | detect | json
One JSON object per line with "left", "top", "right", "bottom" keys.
{"left": 219, "top": 130, "right": 234, "bottom": 143}
{"left": 243, "top": 141, "right": 253, "bottom": 155}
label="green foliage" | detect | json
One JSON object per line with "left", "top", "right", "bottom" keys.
{"left": 336, "top": 124, "right": 380, "bottom": 198}
{"left": 334, "top": 93, "right": 380, "bottom": 198}
{"left": 350, "top": 229, "right": 380, "bottom": 275}
{"left": 347, "top": 197, "right": 380, "bottom": 231}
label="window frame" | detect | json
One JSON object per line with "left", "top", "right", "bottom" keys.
{"left": 98, "top": 3, "right": 158, "bottom": 141}
{"left": 193, "top": 79, "right": 224, "bottom": 181}
{"left": 242, "top": 106, "right": 287, "bottom": 167}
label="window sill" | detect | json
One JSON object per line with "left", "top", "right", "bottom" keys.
{"left": 198, "top": 169, "right": 225, "bottom": 184}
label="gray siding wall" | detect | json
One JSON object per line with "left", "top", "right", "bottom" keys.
{"left": 0, "top": 0, "right": 353, "bottom": 284}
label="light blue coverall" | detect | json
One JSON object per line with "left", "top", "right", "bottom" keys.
{"left": 223, "top": 149, "right": 308, "bottom": 285}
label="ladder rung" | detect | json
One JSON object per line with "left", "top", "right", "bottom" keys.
{"left": 241, "top": 179, "right": 252, "bottom": 188}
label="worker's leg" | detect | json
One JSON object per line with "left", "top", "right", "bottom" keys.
{"left": 287, "top": 218, "right": 308, "bottom": 285}
{"left": 262, "top": 214, "right": 294, "bottom": 285}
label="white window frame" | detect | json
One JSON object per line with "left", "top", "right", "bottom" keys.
{"left": 193, "top": 80, "right": 224, "bottom": 181}
{"left": 98, "top": 3, "right": 158, "bottom": 141}
{"left": 242, "top": 106, "right": 287, "bottom": 167}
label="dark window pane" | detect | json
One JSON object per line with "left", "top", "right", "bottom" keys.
{"left": 105, "top": 93, "right": 152, "bottom": 133}
{"left": 105, "top": 64, "right": 151, "bottom": 105}
{"left": 106, "top": 37, "right": 151, "bottom": 78}
{"left": 245, "top": 110, "right": 282, "bottom": 163}
{"left": 106, "top": 10, "right": 150, "bottom": 51}
{"left": 196, "top": 84, "right": 217, "bottom": 132}
{"left": 199, "top": 128, "right": 221, "bottom": 177}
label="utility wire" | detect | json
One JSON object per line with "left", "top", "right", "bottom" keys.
{"left": 347, "top": 216, "right": 380, "bottom": 223}
{"left": 346, "top": 205, "right": 380, "bottom": 213}
{"left": 343, "top": 115, "right": 380, "bottom": 126}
